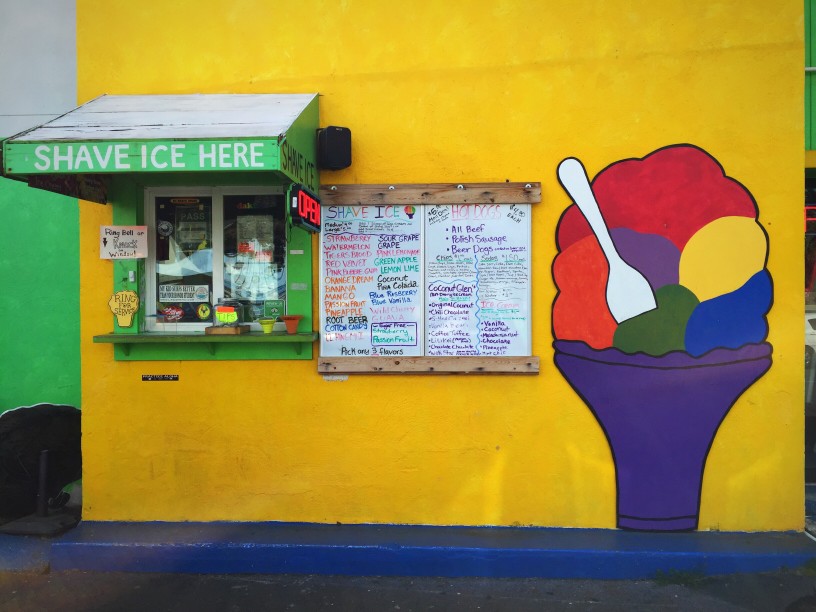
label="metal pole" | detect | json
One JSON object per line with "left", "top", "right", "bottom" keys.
{"left": 35, "top": 450, "right": 48, "bottom": 517}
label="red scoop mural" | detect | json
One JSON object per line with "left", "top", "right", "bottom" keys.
{"left": 556, "top": 145, "right": 758, "bottom": 253}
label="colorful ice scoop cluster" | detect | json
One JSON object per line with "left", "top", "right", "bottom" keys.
{"left": 553, "top": 145, "right": 771, "bottom": 357}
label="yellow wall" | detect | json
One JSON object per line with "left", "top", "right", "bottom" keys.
{"left": 76, "top": 1, "right": 804, "bottom": 530}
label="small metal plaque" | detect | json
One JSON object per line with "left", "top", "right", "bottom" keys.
{"left": 142, "top": 374, "right": 179, "bottom": 381}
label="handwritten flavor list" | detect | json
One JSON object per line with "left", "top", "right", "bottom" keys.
{"left": 424, "top": 204, "right": 531, "bottom": 356}
{"left": 320, "top": 205, "right": 423, "bottom": 357}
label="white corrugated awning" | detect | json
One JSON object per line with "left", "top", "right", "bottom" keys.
{"left": 11, "top": 94, "right": 318, "bottom": 141}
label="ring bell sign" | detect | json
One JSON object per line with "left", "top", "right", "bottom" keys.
{"left": 100, "top": 225, "right": 148, "bottom": 259}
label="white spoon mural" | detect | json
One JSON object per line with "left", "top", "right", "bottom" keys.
{"left": 557, "top": 157, "right": 657, "bottom": 323}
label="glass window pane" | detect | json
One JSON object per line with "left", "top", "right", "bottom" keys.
{"left": 155, "top": 196, "right": 213, "bottom": 324}
{"left": 806, "top": 176, "right": 816, "bottom": 483}
{"left": 807, "top": 178, "right": 816, "bottom": 301}
{"left": 223, "top": 194, "right": 286, "bottom": 322}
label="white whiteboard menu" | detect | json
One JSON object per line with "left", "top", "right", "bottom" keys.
{"left": 320, "top": 206, "right": 423, "bottom": 357}
{"left": 424, "top": 204, "right": 531, "bottom": 356}
{"left": 320, "top": 201, "right": 532, "bottom": 360}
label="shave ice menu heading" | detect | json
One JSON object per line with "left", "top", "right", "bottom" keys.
{"left": 319, "top": 203, "right": 531, "bottom": 357}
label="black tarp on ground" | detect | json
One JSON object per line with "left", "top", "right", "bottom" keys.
{"left": 0, "top": 404, "right": 81, "bottom": 521}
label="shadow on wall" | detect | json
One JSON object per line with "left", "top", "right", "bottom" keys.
{"left": 0, "top": 404, "right": 81, "bottom": 523}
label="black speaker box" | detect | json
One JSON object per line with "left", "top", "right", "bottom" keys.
{"left": 318, "top": 126, "right": 352, "bottom": 170}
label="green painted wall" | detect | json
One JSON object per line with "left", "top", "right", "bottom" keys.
{"left": 0, "top": 178, "right": 80, "bottom": 411}
{"left": 0, "top": 0, "right": 79, "bottom": 412}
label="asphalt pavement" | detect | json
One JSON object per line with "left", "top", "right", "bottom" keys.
{"left": 1, "top": 568, "right": 816, "bottom": 611}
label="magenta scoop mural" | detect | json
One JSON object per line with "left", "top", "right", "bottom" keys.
{"left": 552, "top": 144, "right": 773, "bottom": 531}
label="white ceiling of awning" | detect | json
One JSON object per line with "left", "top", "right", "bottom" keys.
{"left": 10, "top": 93, "right": 318, "bottom": 142}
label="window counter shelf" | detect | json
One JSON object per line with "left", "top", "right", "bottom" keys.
{"left": 94, "top": 332, "right": 318, "bottom": 356}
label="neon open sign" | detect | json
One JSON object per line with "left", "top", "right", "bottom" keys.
{"left": 289, "top": 184, "right": 321, "bottom": 233}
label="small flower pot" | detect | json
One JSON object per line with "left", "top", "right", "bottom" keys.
{"left": 280, "top": 314, "right": 303, "bottom": 335}
{"left": 258, "top": 319, "right": 276, "bottom": 334}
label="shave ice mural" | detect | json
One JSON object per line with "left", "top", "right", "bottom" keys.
{"left": 552, "top": 144, "right": 773, "bottom": 531}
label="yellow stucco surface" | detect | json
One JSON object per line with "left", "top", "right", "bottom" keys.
{"left": 76, "top": 1, "right": 803, "bottom": 530}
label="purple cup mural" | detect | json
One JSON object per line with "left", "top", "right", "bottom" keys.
{"left": 554, "top": 341, "right": 772, "bottom": 530}
{"left": 552, "top": 145, "right": 773, "bottom": 531}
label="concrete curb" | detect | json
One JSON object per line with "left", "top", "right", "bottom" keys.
{"left": 40, "top": 522, "right": 816, "bottom": 579}
{"left": 0, "top": 534, "right": 51, "bottom": 573}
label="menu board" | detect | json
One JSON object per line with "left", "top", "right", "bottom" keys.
{"left": 320, "top": 201, "right": 532, "bottom": 360}
{"left": 320, "top": 206, "right": 423, "bottom": 357}
{"left": 424, "top": 204, "right": 531, "bottom": 356}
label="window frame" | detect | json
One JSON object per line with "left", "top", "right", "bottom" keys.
{"left": 95, "top": 175, "right": 315, "bottom": 361}
{"left": 144, "top": 185, "right": 286, "bottom": 333}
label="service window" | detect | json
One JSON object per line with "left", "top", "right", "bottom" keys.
{"left": 145, "top": 187, "right": 286, "bottom": 332}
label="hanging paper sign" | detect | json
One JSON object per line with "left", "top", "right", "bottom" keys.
{"left": 100, "top": 226, "right": 148, "bottom": 259}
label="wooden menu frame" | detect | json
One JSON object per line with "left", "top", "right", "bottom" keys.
{"left": 317, "top": 183, "right": 542, "bottom": 374}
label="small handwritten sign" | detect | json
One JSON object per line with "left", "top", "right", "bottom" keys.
{"left": 371, "top": 322, "right": 417, "bottom": 346}
{"left": 108, "top": 290, "right": 139, "bottom": 328}
{"left": 100, "top": 226, "right": 148, "bottom": 259}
